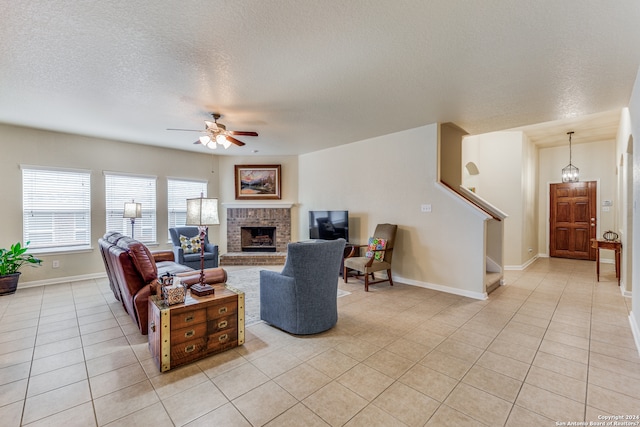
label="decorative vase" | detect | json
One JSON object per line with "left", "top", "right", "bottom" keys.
{"left": 0, "top": 272, "right": 21, "bottom": 296}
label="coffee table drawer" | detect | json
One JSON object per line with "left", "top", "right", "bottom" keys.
{"left": 171, "top": 308, "right": 206, "bottom": 329}
{"left": 207, "top": 328, "right": 238, "bottom": 351}
{"left": 171, "top": 322, "right": 207, "bottom": 345}
{"left": 171, "top": 337, "right": 206, "bottom": 362}
{"left": 208, "top": 315, "right": 237, "bottom": 334}
{"left": 207, "top": 300, "right": 237, "bottom": 318}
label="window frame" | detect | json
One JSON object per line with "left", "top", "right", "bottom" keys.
{"left": 104, "top": 171, "right": 157, "bottom": 243}
{"left": 21, "top": 165, "right": 92, "bottom": 254}
{"left": 167, "top": 178, "right": 208, "bottom": 240}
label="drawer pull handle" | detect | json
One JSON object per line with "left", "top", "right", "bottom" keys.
{"left": 219, "top": 334, "right": 228, "bottom": 342}
{"left": 184, "top": 329, "right": 195, "bottom": 338}
{"left": 185, "top": 344, "right": 195, "bottom": 353}
{"left": 185, "top": 315, "right": 194, "bottom": 322}
{"left": 217, "top": 320, "right": 228, "bottom": 329}
{"left": 150, "top": 321, "right": 156, "bottom": 332}
{"left": 218, "top": 307, "right": 227, "bottom": 315}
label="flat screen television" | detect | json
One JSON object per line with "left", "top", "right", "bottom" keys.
{"left": 309, "top": 210, "right": 349, "bottom": 242}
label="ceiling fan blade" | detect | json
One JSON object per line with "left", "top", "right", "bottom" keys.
{"left": 226, "top": 136, "right": 246, "bottom": 146}
{"left": 229, "top": 131, "right": 258, "bottom": 136}
{"left": 167, "top": 128, "right": 204, "bottom": 132}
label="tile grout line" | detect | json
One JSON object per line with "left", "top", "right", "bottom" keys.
{"left": 20, "top": 285, "right": 45, "bottom": 427}
{"left": 584, "top": 275, "right": 596, "bottom": 422}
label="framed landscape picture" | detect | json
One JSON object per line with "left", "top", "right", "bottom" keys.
{"left": 234, "top": 164, "right": 282, "bottom": 200}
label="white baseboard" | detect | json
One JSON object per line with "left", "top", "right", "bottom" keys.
{"left": 20, "top": 272, "right": 107, "bottom": 289}
{"left": 394, "top": 275, "right": 487, "bottom": 300}
{"left": 620, "top": 282, "right": 632, "bottom": 298}
{"left": 629, "top": 311, "right": 640, "bottom": 358}
{"left": 504, "top": 254, "right": 539, "bottom": 271}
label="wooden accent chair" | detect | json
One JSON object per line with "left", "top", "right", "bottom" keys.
{"left": 344, "top": 223, "right": 398, "bottom": 292}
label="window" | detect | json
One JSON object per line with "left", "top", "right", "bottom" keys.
{"left": 22, "top": 166, "right": 91, "bottom": 253}
{"left": 167, "top": 178, "right": 207, "bottom": 239}
{"left": 105, "top": 172, "right": 156, "bottom": 243}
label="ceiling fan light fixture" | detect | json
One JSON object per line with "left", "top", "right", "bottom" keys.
{"left": 168, "top": 112, "right": 257, "bottom": 149}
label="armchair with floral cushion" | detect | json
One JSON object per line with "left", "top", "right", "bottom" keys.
{"left": 169, "top": 226, "right": 219, "bottom": 269}
{"left": 343, "top": 223, "right": 397, "bottom": 291}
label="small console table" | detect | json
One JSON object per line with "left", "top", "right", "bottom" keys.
{"left": 590, "top": 239, "right": 622, "bottom": 286}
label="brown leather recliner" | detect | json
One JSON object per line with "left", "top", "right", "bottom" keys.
{"left": 99, "top": 232, "right": 227, "bottom": 334}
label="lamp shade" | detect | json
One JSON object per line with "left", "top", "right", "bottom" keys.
{"left": 186, "top": 197, "right": 219, "bottom": 226}
{"left": 123, "top": 202, "right": 142, "bottom": 218}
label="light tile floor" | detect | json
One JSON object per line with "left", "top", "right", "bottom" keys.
{"left": 1, "top": 258, "right": 639, "bottom": 426}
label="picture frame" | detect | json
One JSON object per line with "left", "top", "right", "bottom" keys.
{"left": 234, "top": 164, "right": 282, "bottom": 200}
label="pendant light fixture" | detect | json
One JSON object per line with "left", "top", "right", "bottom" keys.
{"left": 562, "top": 131, "right": 579, "bottom": 182}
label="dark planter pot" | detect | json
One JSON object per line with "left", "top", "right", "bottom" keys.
{"left": 0, "top": 272, "right": 21, "bottom": 296}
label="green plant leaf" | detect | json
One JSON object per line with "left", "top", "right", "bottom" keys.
{"left": 0, "top": 241, "right": 41, "bottom": 276}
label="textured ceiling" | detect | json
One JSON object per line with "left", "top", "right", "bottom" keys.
{"left": 1, "top": 1, "right": 639, "bottom": 155}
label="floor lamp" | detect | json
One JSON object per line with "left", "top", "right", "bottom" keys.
{"left": 186, "top": 196, "right": 219, "bottom": 297}
{"left": 123, "top": 201, "right": 142, "bottom": 239}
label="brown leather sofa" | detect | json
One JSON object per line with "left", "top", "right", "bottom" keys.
{"left": 99, "top": 232, "right": 227, "bottom": 334}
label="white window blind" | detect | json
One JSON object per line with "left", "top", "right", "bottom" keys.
{"left": 105, "top": 172, "right": 156, "bottom": 243}
{"left": 167, "top": 178, "right": 207, "bottom": 239}
{"left": 22, "top": 166, "right": 91, "bottom": 252}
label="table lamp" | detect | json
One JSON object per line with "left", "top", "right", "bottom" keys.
{"left": 185, "top": 196, "right": 219, "bottom": 297}
{"left": 123, "top": 201, "right": 142, "bottom": 238}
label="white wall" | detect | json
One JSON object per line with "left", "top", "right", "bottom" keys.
{"left": 298, "top": 124, "right": 489, "bottom": 298}
{"left": 462, "top": 131, "right": 537, "bottom": 268}
{"left": 522, "top": 133, "right": 539, "bottom": 265}
{"left": 616, "top": 108, "right": 633, "bottom": 295}
{"left": 0, "top": 124, "right": 220, "bottom": 284}
{"left": 629, "top": 65, "right": 640, "bottom": 352}
{"left": 216, "top": 155, "right": 299, "bottom": 253}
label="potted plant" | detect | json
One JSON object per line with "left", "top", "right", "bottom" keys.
{"left": 0, "top": 242, "right": 42, "bottom": 295}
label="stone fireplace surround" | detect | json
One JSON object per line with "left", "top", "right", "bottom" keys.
{"left": 220, "top": 204, "right": 292, "bottom": 266}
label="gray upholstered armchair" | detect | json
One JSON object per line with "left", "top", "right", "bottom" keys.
{"left": 260, "top": 238, "right": 346, "bottom": 335}
{"left": 169, "top": 226, "right": 219, "bottom": 269}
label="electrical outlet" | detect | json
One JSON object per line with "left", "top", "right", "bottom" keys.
{"left": 421, "top": 204, "right": 432, "bottom": 213}
{"left": 52, "top": 260, "right": 60, "bottom": 268}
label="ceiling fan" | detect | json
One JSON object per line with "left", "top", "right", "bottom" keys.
{"left": 167, "top": 113, "right": 258, "bottom": 149}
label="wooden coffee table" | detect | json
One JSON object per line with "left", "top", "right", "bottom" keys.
{"left": 148, "top": 284, "right": 245, "bottom": 372}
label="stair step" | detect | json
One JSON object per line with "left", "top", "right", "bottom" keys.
{"left": 485, "top": 271, "right": 502, "bottom": 294}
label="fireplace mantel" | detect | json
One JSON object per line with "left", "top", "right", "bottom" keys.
{"left": 222, "top": 202, "right": 295, "bottom": 209}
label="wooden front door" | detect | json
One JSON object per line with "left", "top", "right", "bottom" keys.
{"left": 550, "top": 181, "right": 597, "bottom": 260}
